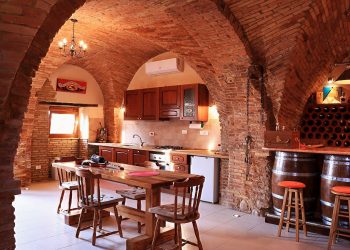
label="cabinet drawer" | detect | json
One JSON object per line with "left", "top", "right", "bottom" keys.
{"left": 160, "top": 109, "right": 180, "bottom": 118}
{"left": 171, "top": 154, "right": 187, "bottom": 164}
{"left": 174, "top": 164, "right": 189, "bottom": 173}
{"left": 133, "top": 149, "right": 147, "bottom": 155}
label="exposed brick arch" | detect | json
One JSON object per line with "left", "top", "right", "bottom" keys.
{"left": 278, "top": 1, "right": 350, "bottom": 127}
{"left": 2, "top": 0, "right": 271, "bottom": 248}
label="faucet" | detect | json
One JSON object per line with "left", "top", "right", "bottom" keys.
{"left": 133, "top": 134, "right": 145, "bottom": 147}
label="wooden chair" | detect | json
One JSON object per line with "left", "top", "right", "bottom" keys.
{"left": 150, "top": 176, "right": 205, "bottom": 250}
{"left": 277, "top": 181, "right": 307, "bottom": 242}
{"left": 54, "top": 156, "right": 82, "bottom": 214}
{"left": 327, "top": 186, "right": 350, "bottom": 250}
{"left": 116, "top": 161, "right": 159, "bottom": 233}
{"left": 75, "top": 168, "right": 124, "bottom": 246}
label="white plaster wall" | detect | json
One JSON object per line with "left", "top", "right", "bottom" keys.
{"left": 49, "top": 64, "right": 104, "bottom": 141}
{"left": 49, "top": 64, "right": 104, "bottom": 105}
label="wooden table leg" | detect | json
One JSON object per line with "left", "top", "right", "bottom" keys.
{"left": 145, "top": 187, "right": 160, "bottom": 236}
{"left": 126, "top": 187, "right": 176, "bottom": 249}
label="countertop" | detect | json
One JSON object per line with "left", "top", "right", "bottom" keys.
{"left": 262, "top": 146, "right": 350, "bottom": 156}
{"left": 88, "top": 142, "right": 229, "bottom": 159}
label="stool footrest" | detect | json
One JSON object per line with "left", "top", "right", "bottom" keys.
{"left": 337, "top": 232, "right": 350, "bottom": 239}
{"left": 338, "top": 213, "right": 350, "bottom": 219}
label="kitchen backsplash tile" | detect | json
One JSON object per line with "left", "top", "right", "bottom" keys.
{"left": 122, "top": 118, "right": 221, "bottom": 150}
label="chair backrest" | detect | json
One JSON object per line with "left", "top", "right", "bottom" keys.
{"left": 75, "top": 169, "right": 102, "bottom": 207}
{"left": 53, "top": 157, "right": 77, "bottom": 186}
{"left": 173, "top": 176, "right": 205, "bottom": 220}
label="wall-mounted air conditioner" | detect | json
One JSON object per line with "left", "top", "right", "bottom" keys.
{"left": 145, "top": 58, "right": 184, "bottom": 75}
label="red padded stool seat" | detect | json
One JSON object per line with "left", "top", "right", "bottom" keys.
{"left": 331, "top": 186, "right": 350, "bottom": 195}
{"left": 278, "top": 181, "right": 306, "bottom": 189}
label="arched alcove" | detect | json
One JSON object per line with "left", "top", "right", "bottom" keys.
{"left": 121, "top": 52, "right": 221, "bottom": 150}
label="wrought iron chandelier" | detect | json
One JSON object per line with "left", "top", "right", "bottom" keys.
{"left": 58, "top": 18, "right": 87, "bottom": 58}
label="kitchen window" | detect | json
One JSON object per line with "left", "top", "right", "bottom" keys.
{"left": 49, "top": 107, "right": 79, "bottom": 138}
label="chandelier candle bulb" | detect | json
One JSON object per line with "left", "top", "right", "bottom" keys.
{"left": 58, "top": 19, "right": 87, "bottom": 58}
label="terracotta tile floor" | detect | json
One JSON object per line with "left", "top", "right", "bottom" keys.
{"left": 14, "top": 181, "right": 350, "bottom": 250}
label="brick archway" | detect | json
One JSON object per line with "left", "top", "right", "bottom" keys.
{"left": 1, "top": 1, "right": 269, "bottom": 248}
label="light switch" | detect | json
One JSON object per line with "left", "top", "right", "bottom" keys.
{"left": 200, "top": 130, "right": 209, "bottom": 136}
{"left": 182, "top": 130, "right": 188, "bottom": 135}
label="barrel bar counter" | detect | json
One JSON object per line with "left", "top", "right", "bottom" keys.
{"left": 264, "top": 147, "right": 350, "bottom": 227}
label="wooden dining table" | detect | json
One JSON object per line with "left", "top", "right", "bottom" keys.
{"left": 52, "top": 161, "right": 198, "bottom": 250}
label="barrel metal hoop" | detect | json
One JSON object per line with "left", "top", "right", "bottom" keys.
{"left": 324, "top": 160, "right": 350, "bottom": 166}
{"left": 272, "top": 169, "right": 318, "bottom": 177}
{"left": 321, "top": 174, "right": 350, "bottom": 182}
{"left": 276, "top": 156, "right": 315, "bottom": 162}
{"left": 320, "top": 199, "right": 349, "bottom": 210}
{"left": 273, "top": 206, "right": 313, "bottom": 216}
{"left": 272, "top": 192, "right": 316, "bottom": 202}
{"left": 322, "top": 215, "right": 349, "bottom": 226}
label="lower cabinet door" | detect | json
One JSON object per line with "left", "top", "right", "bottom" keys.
{"left": 99, "top": 147, "right": 113, "bottom": 162}
{"left": 133, "top": 150, "right": 149, "bottom": 166}
{"left": 114, "top": 148, "right": 132, "bottom": 164}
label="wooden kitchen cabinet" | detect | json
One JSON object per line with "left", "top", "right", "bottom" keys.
{"left": 99, "top": 147, "right": 113, "bottom": 162}
{"left": 124, "top": 90, "right": 141, "bottom": 120}
{"left": 114, "top": 148, "right": 133, "bottom": 164}
{"left": 180, "top": 84, "right": 209, "bottom": 122}
{"left": 140, "top": 88, "right": 159, "bottom": 120}
{"left": 132, "top": 149, "right": 149, "bottom": 166}
{"left": 159, "top": 86, "right": 181, "bottom": 118}
{"left": 124, "top": 84, "right": 209, "bottom": 121}
{"left": 124, "top": 88, "right": 158, "bottom": 120}
{"left": 171, "top": 153, "right": 189, "bottom": 173}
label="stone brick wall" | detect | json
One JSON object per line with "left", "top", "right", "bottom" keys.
{"left": 3, "top": 0, "right": 350, "bottom": 249}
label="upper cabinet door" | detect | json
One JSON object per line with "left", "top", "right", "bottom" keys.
{"left": 141, "top": 88, "right": 159, "bottom": 120}
{"left": 124, "top": 90, "right": 141, "bottom": 120}
{"left": 159, "top": 86, "right": 181, "bottom": 118}
{"left": 180, "top": 84, "right": 209, "bottom": 122}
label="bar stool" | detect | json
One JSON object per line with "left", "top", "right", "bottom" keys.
{"left": 327, "top": 186, "right": 350, "bottom": 250}
{"left": 277, "top": 181, "right": 307, "bottom": 242}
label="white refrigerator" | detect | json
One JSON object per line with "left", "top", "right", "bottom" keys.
{"left": 190, "top": 156, "right": 219, "bottom": 203}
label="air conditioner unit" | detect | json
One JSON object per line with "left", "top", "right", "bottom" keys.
{"left": 145, "top": 58, "right": 184, "bottom": 75}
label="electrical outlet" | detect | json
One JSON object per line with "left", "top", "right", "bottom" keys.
{"left": 149, "top": 132, "right": 155, "bottom": 136}
{"left": 200, "top": 130, "right": 209, "bottom": 136}
{"left": 35, "top": 165, "right": 41, "bottom": 170}
{"left": 182, "top": 130, "right": 188, "bottom": 135}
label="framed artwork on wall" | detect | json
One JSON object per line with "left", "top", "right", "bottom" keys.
{"left": 56, "top": 78, "right": 87, "bottom": 94}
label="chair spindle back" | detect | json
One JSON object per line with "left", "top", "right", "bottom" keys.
{"left": 173, "top": 176, "right": 205, "bottom": 220}
{"left": 53, "top": 157, "right": 79, "bottom": 186}
{"left": 75, "top": 169, "right": 102, "bottom": 207}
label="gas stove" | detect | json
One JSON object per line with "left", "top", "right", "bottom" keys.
{"left": 153, "top": 145, "right": 183, "bottom": 150}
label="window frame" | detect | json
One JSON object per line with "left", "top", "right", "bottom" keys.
{"left": 49, "top": 106, "right": 79, "bottom": 138}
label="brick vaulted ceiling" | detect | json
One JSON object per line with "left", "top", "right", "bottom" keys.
{"left": 222, "top": 0, "right": 350, "bottom": 126}
{"left": 25, "top": 0, "right": 350, "bottom": 129}
{"left": 3, "top": 1, "right": 350, "bottom": 248}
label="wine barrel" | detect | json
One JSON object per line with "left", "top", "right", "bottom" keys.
{"left": 320, "top": 155, "right": 350, "bottom": 226}
{"left": 272, "top": 152, "right": 319, "bottom": 217}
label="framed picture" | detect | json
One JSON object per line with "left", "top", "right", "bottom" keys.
{"left": 56, "top": 78, "right": 87, "bottom": 94}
